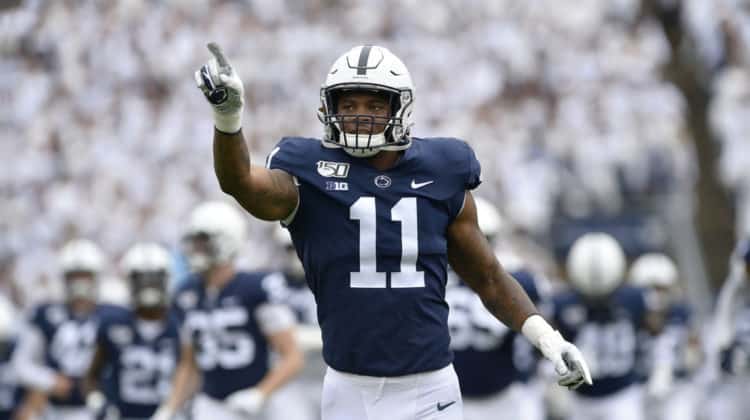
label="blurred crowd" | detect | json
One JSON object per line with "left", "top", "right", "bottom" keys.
{"left": 1, "top": 0, "right": 749, "bottom": 307}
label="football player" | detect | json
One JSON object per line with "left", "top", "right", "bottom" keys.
{"left": 706, "top": 239, "right": 750, "bottom": 420}
{"left": 447, "top": 197, "right": 547, "bottom": 420}
{"left": 152, "top": 201, "right": 303, "bottom": 420}
{"left": 550, "top": 233, "right": 647, "bottom": 420}
{"left": 630, "top": 253, "right": 701, "bottom": 420}
{"left": 84, "top": 242, "right": 181, "bottom": 420}
{"left": 0, "top": 294, "right": 24, "bottom": 420}
{"left": 12, "top": 239, "right": 115, "bottom": 420}
{"left": 194, "top": 43, "right": 591, "bottom": 420}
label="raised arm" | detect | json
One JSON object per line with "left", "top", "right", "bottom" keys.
{"left": 447, "top": 191, "right": 592, "bottom": 389}
{"left": 196, "top": 43, "right": 298, "bottom": 221}
{"left": 213, "top": 130, "right": 298, "bottom": 221}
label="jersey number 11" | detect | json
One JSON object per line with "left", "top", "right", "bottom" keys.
{"left": 350, "top": 197, "right": 424, "bottom": 289}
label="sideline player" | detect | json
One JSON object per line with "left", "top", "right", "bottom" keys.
{"left": 195, "top": 43, "right": 591, "bottom": 420}
{"left": 85, "top": 242, "right": 181, "bottom": 420}
{"left": 447, "top": 196, "right": 547, "bottom": 420}
{"left": 152, "top": 201, "right": 303, "bottom": 420}
{"left": 12, "top": 239, "right": 112, "bottom": 420}
{"left": 551, "top": 233, "right": 647, "bottom": 420}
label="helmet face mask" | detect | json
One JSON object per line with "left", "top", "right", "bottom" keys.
{"left": 181, "top": 231, "right": 222, "bottom": 273}
{"left": 319, "top": 45, "right": 415, "bottom": 157}
{"left": 129, "top": 270, "right": 168, "bottom": 311}
{"left": 121, "top": 242, "right": 172, "bottom": 313}
{"left": 64, "top": 271, "right": 98, "bottom": 303}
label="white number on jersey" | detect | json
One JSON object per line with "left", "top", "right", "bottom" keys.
{"left": 576, "top": 320, "right": 636, "bottom": 378}
{"left": 49, "top": 320, "right": 97, "bottom": 375}
{"left": 447, "top": 286, "right": 510, "bottom": 351}
{"left": 120, "top": 346, "right": 175, "bottom": 404}
{"left": 350, "top": 197, "right": 424, "bottom": 288}
{"left": 186, "top": 307, "right": 255, "bottom": 370}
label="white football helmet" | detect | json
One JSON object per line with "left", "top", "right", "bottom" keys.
{"left": 0, "top": 294, "right": 16, "bottom": 342}
{"left": 121, "top": 242, "right": 171, "bottom": 309}
{"left": 273, "top": 225, "right": 305, "bottom": 280}
{"left": 59, "top": 239, "right": 105, "bottom": 274}
{"left": 319, "top": 45, "right": 415, "bottom": 157}
{"left": 183, "top": 201, "right": 247, "bottom": 273}
{"left": 58, "top": 239, "right": 105, "bottom": 301}
{"left": 629, "top": 253, "right": 678, "bottom": 289}
{"left": 566, "top": 232, "right": 626, "bottom": 298}
{"left": 474, "top": 196, "right": 505, "bottom": 239}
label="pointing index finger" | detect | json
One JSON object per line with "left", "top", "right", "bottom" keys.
{"left": 207, "top": 42, "right": 231, "bottom": 72}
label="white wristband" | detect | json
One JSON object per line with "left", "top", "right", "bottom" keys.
{"left": 521, "top": 314, "right": 557, "bottom": 348}
{"left": 214, "top": 110, "right": 242, "bottom": 134}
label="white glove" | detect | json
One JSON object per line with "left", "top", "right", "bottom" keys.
{"left": 150, "top": 405, "right": 175, "bottom": 420}
{"left": 522, "top": 315, "right": 593, "bottom": 390}
{"left": 85, "top": 390, "right": 105, "bottom": 414}
{"left": 225, "top": 387, "right": 266, "bottom": 416}
{"left": 194, "top": 42, "right": 245, "bottom": 133}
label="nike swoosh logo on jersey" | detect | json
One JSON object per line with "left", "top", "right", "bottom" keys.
{"left": 410, "top": 180, "right": 434, "bottom": 189}
{"left": 437, "top": 401, "right": 456, "bottom": 411}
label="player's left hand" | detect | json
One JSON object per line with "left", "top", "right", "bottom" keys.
{"left": 538, "top": 330, "right": 593, "bottom": 390}
{"left": 225, "top": 387, "right": 266, "bottom": 416}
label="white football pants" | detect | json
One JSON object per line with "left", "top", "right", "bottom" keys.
{"left": 192, "top": 393, "right": 266, "bottom": 420}
{"left": 463, "top": 381, "right": 544, "bottom": 420}
{"left": 41, "top": 407, "right": 94, "bottom": 420}
{"left": 568, "top": 385, "right": 644, "bottom": 420}
{"left": 321, "top": 365, "right": 463, "bottom": 420}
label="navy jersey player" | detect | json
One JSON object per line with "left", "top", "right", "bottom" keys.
{"left": 630, "top": 253, "right": 701, "bottom": 420}
{"left": 84, "top": 242, "right": 181, "bottom": 420}
{"left": 447, "top": 197, "right": 546, "bottom": 420}
{"left": 551, "top": 233, "right": 648, "bottom": 420}
{"left": 194, "top": 43, "right": 591, "bottom": 420}
{"left": 12, "top": 239, "right": 116, "bottom": 420}
{"left": 707, "top": 240, "right": 750, "bottom": 420}
{"left": 152, "top": 201, "right": 303, "bottom": 420}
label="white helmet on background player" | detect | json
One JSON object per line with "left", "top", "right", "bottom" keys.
{"left": 273, "top": 225, "right": 305, "bottom": 281}
{"left": 630, "top": 253, "right": 679, "bottom": 312}
{"left": 182, "top": 201, "right": 247, "bottom": 273}
{"left": 121, "top": 242, "right": 171, "bottom": 310}
{"left": 0, "top": 295, "right": 16, "bottom": 344}
{"left": 566, "top": 232, "right": 626, "bottom": 298}
{"left": 474, "top": 196, "right": 505, "bottom": 240}
{"left": 319, "top": 45, "right": 415, "bottom": 157}
{"left": 630, "top": 253, "right": 678, "bottom": 290}
{"left": 58, "top": 238, "right": 105, "bottom": 302}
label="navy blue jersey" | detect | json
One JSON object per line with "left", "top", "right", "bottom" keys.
{"left": 0, "top": 341, "right": 23, "bottom": 420}
{"left": 552, "top": 286, "right": 647, "bottom": 397}
{"left": 264, "top": 272, "right": 318, "bottom": 326}
{"left": 96, "top": 307, "right": 181, "bottom": 418}
{"left": 29, "top": 302, "right": 121, "bottom": 407}
{"left": 448, "top": 269, "right": 542, "bottom": 397}
{"left": 720, "top": 305, "right": 750, "bottom": 375}
{"left": 267, "top": 136, "right": 481, "bottom": 376}
{"left": 635, "top": 301, "right": 694, "bottom": 382}
{"left": 172, "top": 272, "right": 275, "bottom": 400}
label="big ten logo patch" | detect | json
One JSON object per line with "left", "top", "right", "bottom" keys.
{"left": 317, "top": 161, "right": 350, "bottom": 178}
{"left": 326, "top": 181, "right": 349, "bottom": 191}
